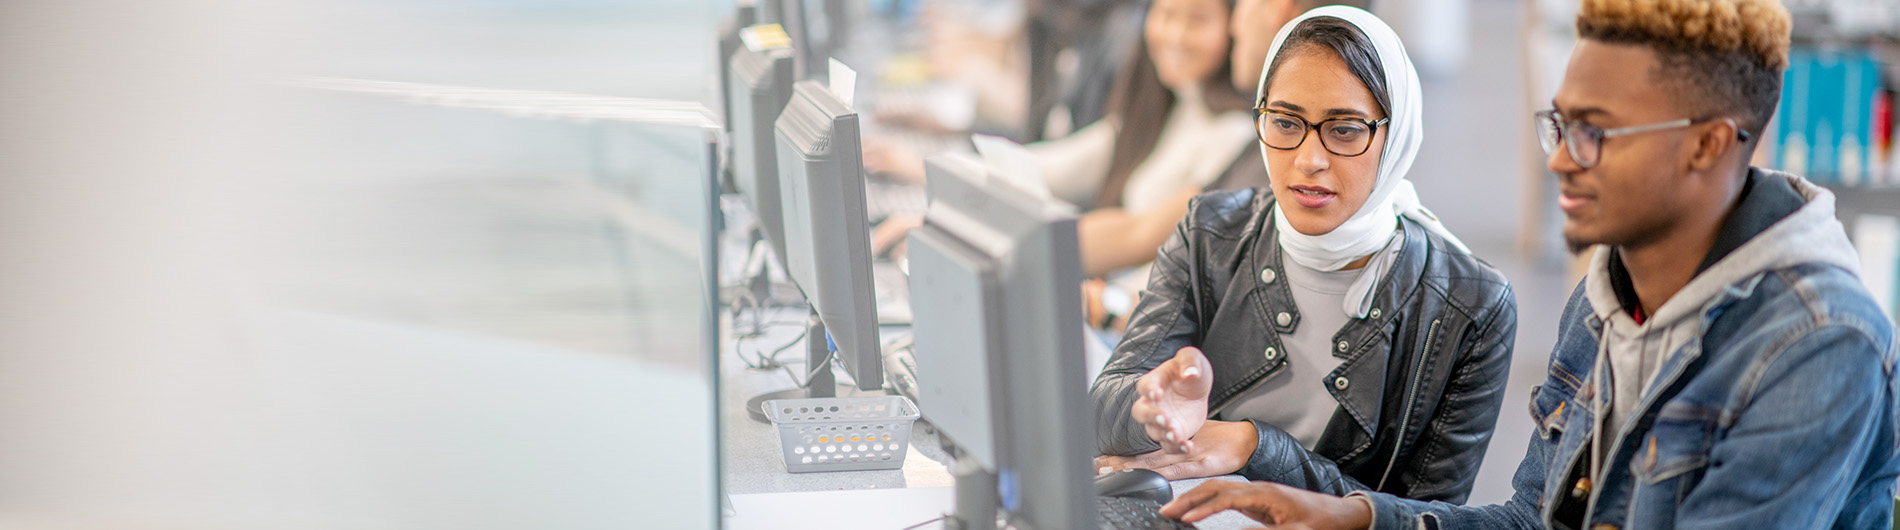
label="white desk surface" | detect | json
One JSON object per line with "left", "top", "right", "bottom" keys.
{"left": 725, "top": 477, "right": 1269, "bottom": 530}
{"left": 717, "top": 236, "right": 1266, "bottom": 529}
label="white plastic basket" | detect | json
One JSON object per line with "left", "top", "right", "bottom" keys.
{"left": 762, "top": 395, "right": 920, "bottom": 473}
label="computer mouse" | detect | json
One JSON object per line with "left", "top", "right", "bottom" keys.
{"left": 1093, "top": 468, "right": 1173, "bottom": 503}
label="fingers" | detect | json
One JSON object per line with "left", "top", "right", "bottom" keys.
{"left": 1134, "top": 347, "right": 1216, "bottom": 453}
{"left": 1168, "top": 481, "right": 1280, "bottom": 524}
{"left": 1159, "top": 480, "right": 1243, "bottom": 520}
{"left": 1178, "top": 487, "right": 1256, "bottom": 523}
{"left": 1094, "top": 455, "right": 1133, "bottom": 475}
{"left": 1129, "top": 398, "right": 1181, "bottom": 453}
{"left": 1170, "top": 347, "right": 1204, "bottom": 381}
{"left": 1168, "top": 347, "right": 1214, "bottom": 400}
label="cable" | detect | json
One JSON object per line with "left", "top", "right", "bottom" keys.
{"left": 733, "top": 325, "right": 808, "bottom": 370}
{"left": 780, "top": 346, "right": 836, "bottom": 389}
{"left": 898, "top": 513, "right": 950, "bottom": 530}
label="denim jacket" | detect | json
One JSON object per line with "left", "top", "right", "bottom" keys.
{"left": 1356, "top": 170, "right": 1900, "bottom": 529}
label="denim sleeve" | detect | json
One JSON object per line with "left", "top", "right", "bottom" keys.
{"left": 1354, "top": 422, "right": 1550, "bottom": 530}
{"left": 1090, "top": 202, "right": 1205, "bottom": 456}
{"left": 1672, "top": 325, "right": 1892, "bottom": 529}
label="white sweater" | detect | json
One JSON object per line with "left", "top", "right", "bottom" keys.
{"left": 1027, "top": 86, "right": 1256, "bottom": 214}
{"left": 1028, "top": 86, "right": 1255, "bottom": 293}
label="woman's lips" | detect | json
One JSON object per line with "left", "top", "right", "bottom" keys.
{"left": 1288, "top": 185, "right": 1335, "bottom": 209}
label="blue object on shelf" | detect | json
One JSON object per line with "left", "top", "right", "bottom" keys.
{"left": 1778, "top": 47, "right": 1881, "bottom": 185}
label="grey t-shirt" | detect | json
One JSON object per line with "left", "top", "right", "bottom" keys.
{"left": 1213, "top": 261, "right": 1360, "bottom": 450}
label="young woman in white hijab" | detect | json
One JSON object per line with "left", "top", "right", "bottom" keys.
{"left": 1089, "top": 6, "right": 1518, "bottom": 506}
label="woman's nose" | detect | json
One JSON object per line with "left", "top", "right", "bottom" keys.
{"left": 1294, "top": 130, "right": 1330, "bottom": 174}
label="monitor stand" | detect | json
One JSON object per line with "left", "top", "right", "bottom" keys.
{"left": 745, "top": 308, "right": 882, "bottom": 422}
{"left": 949, "top": 445, "right": 1000, "bottom": 530}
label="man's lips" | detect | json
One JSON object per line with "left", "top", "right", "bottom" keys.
{"left": 1557, "top": 190, "right": 1595, "bottom": 213}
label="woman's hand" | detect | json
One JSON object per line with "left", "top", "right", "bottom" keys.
{"left": 1129, "top": 347, "right": 1214, "bottom": 453}
{"left": 1159, "top": 479, "right": 1373, "bottom": 529}
{"left": 1094, "top": 419, "right": 1258, "bottom": 480}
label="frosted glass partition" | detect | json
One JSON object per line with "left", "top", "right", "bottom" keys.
{"left": 247, "top": 80, "right": 723, "bottom": 530}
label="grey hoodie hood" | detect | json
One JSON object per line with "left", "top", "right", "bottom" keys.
{"left": 1583, "top": 169, "right": 1863, "bottom": 450}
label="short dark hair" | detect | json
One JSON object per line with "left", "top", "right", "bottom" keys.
{"left": 1260, "top": 16, "right": 1388, "bottom": 118}
{"left": 1576, "top": 0, "right": 1791, "bottom": 140}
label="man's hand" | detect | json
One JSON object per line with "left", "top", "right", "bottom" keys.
{"left": 1131, "top": 347, "right": 1215, "bottom": 453}
{"left": 1095, "top": 420, "right": 1258, "bottom": 480}
{"left": 1159, "top": 480, "right": 1373, "bottom": 529}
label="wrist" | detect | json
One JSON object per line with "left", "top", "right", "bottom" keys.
{"left": 1339, "top": 492, "right": 1376, "bottom": 530}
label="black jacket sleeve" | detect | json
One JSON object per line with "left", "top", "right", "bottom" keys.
{"left": 1089, "top": 205, "right": 1207, "bottom": 457}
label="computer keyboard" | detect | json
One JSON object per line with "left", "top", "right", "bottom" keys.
{"left": 865, "top": 178, "right": 929, "bottom": 221}
{"left": 1097, "top": 496, "right": 1199, "bottom": 530}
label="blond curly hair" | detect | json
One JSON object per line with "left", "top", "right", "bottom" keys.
{"left": 1577, "top": 0, "right": 1792, "bottom": 136}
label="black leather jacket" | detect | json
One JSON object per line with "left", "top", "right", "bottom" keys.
{"left": 1091, "top": 188, "right": 1516, "bottom": 504}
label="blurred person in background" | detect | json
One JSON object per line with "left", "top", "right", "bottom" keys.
{"left": 1154, "top": 0, "right": 1900, "bottom": 528}
{"left": 870, "top": 0, "right": 1260, "bottom": 337}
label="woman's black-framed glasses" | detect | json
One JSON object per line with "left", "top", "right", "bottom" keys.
{"left": 1533, "top": 109, "right": 1750, "bottom": 169}
{"left": 1253, "top": 107, "right": 1388, "bottom": 157}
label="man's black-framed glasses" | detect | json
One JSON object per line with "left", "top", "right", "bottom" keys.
{"left": 1253, "top": 107, "right": 1388, "bottom": 157}
{"left": 1534, "top": 109, "right": 1751, "bottom": 169}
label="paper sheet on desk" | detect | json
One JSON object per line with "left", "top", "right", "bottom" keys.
{"left": 901, "top": 444, "right": 954, "bottom": 488}
{"left": 971, "top": 134, "right": 1050, "bottom": 201}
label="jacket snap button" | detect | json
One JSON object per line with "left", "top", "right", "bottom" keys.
{"left": 1260, "top": 268, "right": 1277, "bottom": 284}
{"left": 1336, "top": 340, "right": 1349, "bottom": 352}
{"left": 1264, "top": 347, "right": 1277, "bottom": 360}
{"left": 1369, "top": 308, "right": 1381, "bottom": 319}
{"left": 1333, "top": 377, "right": 1349, "bottom": 390}
{"left": 1275, "top": 312, "right": 1292, "bottom": 326}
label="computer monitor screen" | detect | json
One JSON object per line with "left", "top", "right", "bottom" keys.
{"left": 906, "top": 153, "right": 1095, "bottom": 529}
{"left": 773, "top": 79, "right": 882, "bottom": 391}
{"left": 728, "top": 43, "right": 796, "bottom": 260}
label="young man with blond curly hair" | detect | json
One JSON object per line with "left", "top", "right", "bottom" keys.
{"left": 1150, "top": 0, "right": 1900, "bottom": 528}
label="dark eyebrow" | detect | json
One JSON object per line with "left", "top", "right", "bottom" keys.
{"left": 1267, "top": 100, "right": 1372, "bottom": 119}
{"left": 1552, "top": 101, "right": 1610, "bottom": 122}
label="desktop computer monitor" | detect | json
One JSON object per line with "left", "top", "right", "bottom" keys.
{"left": 718, "top": 4, "right": 756, "bottom": 134}
{"left": 727, "top": 43, "right": 797, "bottom": 260}
{"left": 778, "top": 0, "right": 847, "bottom": 81}
{"left": 773, "top": 79, "right": 883, "bottom": 393}
{"left": 906, "top": 153, "right": 1096, "bottom": 529}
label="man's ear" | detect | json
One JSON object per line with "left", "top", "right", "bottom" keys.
{"left": 1686, "top": 118, "right": 1740, "bottom": 173}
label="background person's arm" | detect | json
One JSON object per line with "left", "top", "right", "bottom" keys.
{"left": 1079, "top": 186, "right": 1200, "bottom": 277}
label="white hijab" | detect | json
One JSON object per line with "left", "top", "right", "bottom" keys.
{"left": 1254, "top": 6, "right": 1469, "bottom": 318}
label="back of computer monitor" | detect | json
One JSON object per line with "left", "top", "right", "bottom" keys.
{"left": 728, "top": 45, "right": 796, "bottom": 259}
{"left": 908, "top": 153, "right": 1095, "bottom": 529}
{"left": 717, "top": 4, "right": 757, "bottom": 135}
{"left": 906, "top": 155, "right": 1007, "bottom": 470}
{"left": 773, "top": 79, "right": 882, "bottom": 391}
